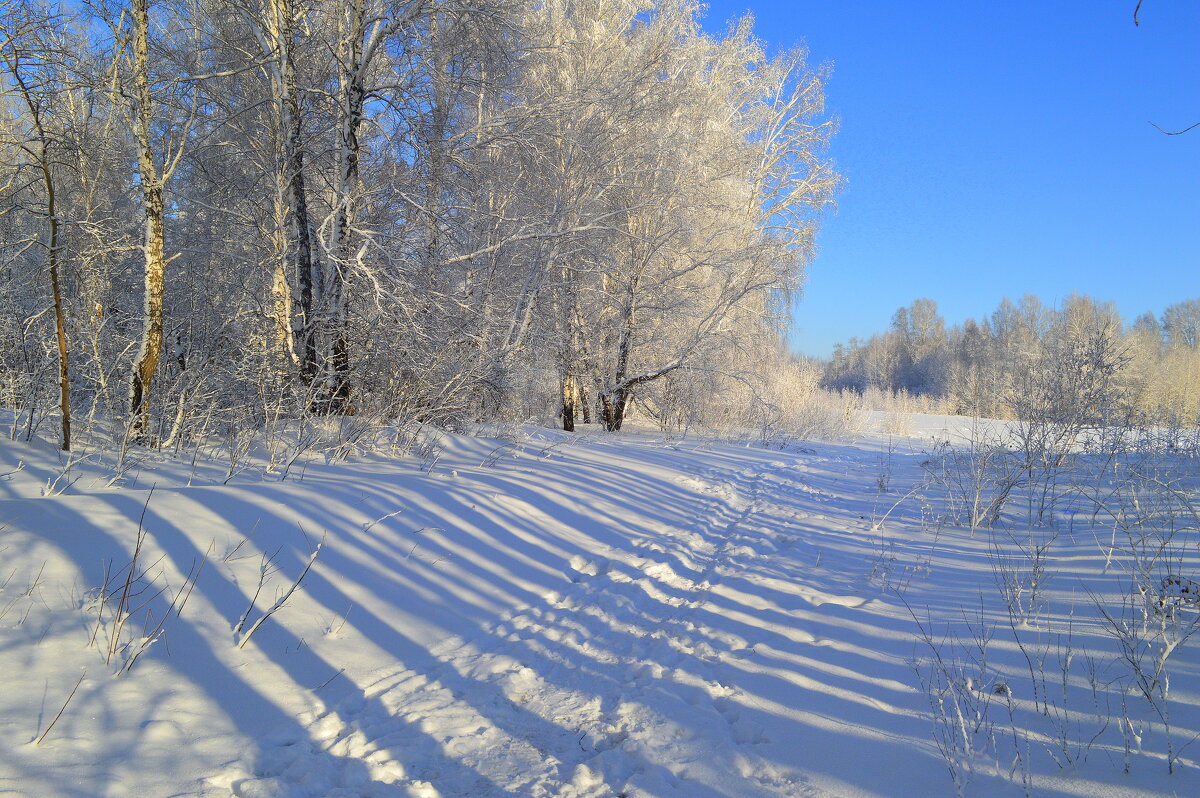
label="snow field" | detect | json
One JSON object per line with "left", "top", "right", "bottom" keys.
{"left": 1, "top": 421, "right": 1199, "bottom": 797}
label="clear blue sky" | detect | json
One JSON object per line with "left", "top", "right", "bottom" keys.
{"left": 700, "top": 0, "right": 1200, "bottom": 358}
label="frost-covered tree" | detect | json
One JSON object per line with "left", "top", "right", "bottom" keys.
{"left": 825, "top": 292, "right": 1200, "bottom": 424}
{"left": 1163, "top": 299, "right": 1200, "bottom": 349}
{"left": 0, "top": 0, "right": 841, "bottom": 440}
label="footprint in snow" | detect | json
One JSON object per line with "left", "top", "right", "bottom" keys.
{"left": 568, "top": 554, "right": 611, "bottom": 580}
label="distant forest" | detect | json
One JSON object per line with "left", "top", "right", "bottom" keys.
{"left": 822, "top": 295, "right": 1200, "bottom": 422}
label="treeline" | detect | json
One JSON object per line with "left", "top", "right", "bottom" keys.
{"left": 823, "top": 295, "right": 1200, "bottom": 422}
{"left": 0, "top": 0, "right": 838, "bottom": 451}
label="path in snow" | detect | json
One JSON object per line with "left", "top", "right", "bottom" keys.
{"left": 232, "top": 460, "right": 818, "bottom": 798}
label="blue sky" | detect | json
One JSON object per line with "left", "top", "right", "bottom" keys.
{"left": 700, "top": 0, "right": 1200, "bottom": 358}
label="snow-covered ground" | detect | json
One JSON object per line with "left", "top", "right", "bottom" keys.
{"left": 1, "top": 419, "right": 1198, "bottom": 797}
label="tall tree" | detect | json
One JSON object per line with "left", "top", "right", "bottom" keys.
{"left": 1, "top": 5, "right": 73, "bottom": 449}
{"left": 96, "top": 0, "right": 195, "bottom": 440}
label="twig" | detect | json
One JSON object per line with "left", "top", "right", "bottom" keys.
{"left": 176, "top": 540, "right": 214, "bottom": 618}
{"left": 237, "top": 536, "right": 324, "bottom": 649}
{"left": 313, "top": 668, "right": 345, "bottom": 691}
{"left": 1150, "top": 120, "right": 1200, "bottom": 136}
{"left": 362, "top": 509, "right": 404, "bottom": 534}
{"left": 233, "top": 546, "right": 280, "bottom": 638}
{"left": 36, "top": 671, "right": 86, "bottom": 745}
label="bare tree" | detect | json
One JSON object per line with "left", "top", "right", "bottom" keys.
{"left": 0, "top": 4, "right": 73, "bottom": 449}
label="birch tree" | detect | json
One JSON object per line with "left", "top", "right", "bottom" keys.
{"left": 1, "top": 5, "right": 73, "bottom": 449}
{"left": 90, "top": 0, "right": 196, "bottom": 440}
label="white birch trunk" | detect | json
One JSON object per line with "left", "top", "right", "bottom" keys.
{"left": 128, "top": 0, "right": 166, "bottom": 441}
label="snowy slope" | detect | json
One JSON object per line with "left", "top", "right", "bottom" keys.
{"left": 1, "top": 422, "right": 1198, "bottom": 797}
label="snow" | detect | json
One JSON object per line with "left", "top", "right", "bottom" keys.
{"left": 2, "top": 419, "right": 1199, "bottom": 797}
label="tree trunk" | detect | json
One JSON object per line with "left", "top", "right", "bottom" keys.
{"left": 269, "top": 0, "right": 319, "bottom": 393}
{"left": 601, "top": 280, "right": 637, "bottom": 431}
{"left": 271, "top": 193, "right": 298, "bottom": 369}
{"left": 318, "top": 0, "right": 366, "bottom": 414}
{"left": 600, "top": 387, "right": 629, "bottom": 432}
{"left": 577, "top": 382, "right": 591, "bottom": 424}
{"left": 46, "top": 161, "right": 70, "bottom": 451}
{"left": 561, "top": 375, "right": 575, "bottom": 432}
{"left": 287, "top": 113, "right": 318, "bottom": 390}
{"left": 128, "top": 0, "right": 166, "bottom": 442}
{"left": 8, "top": 54, "right": 72, "bottom": 451}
